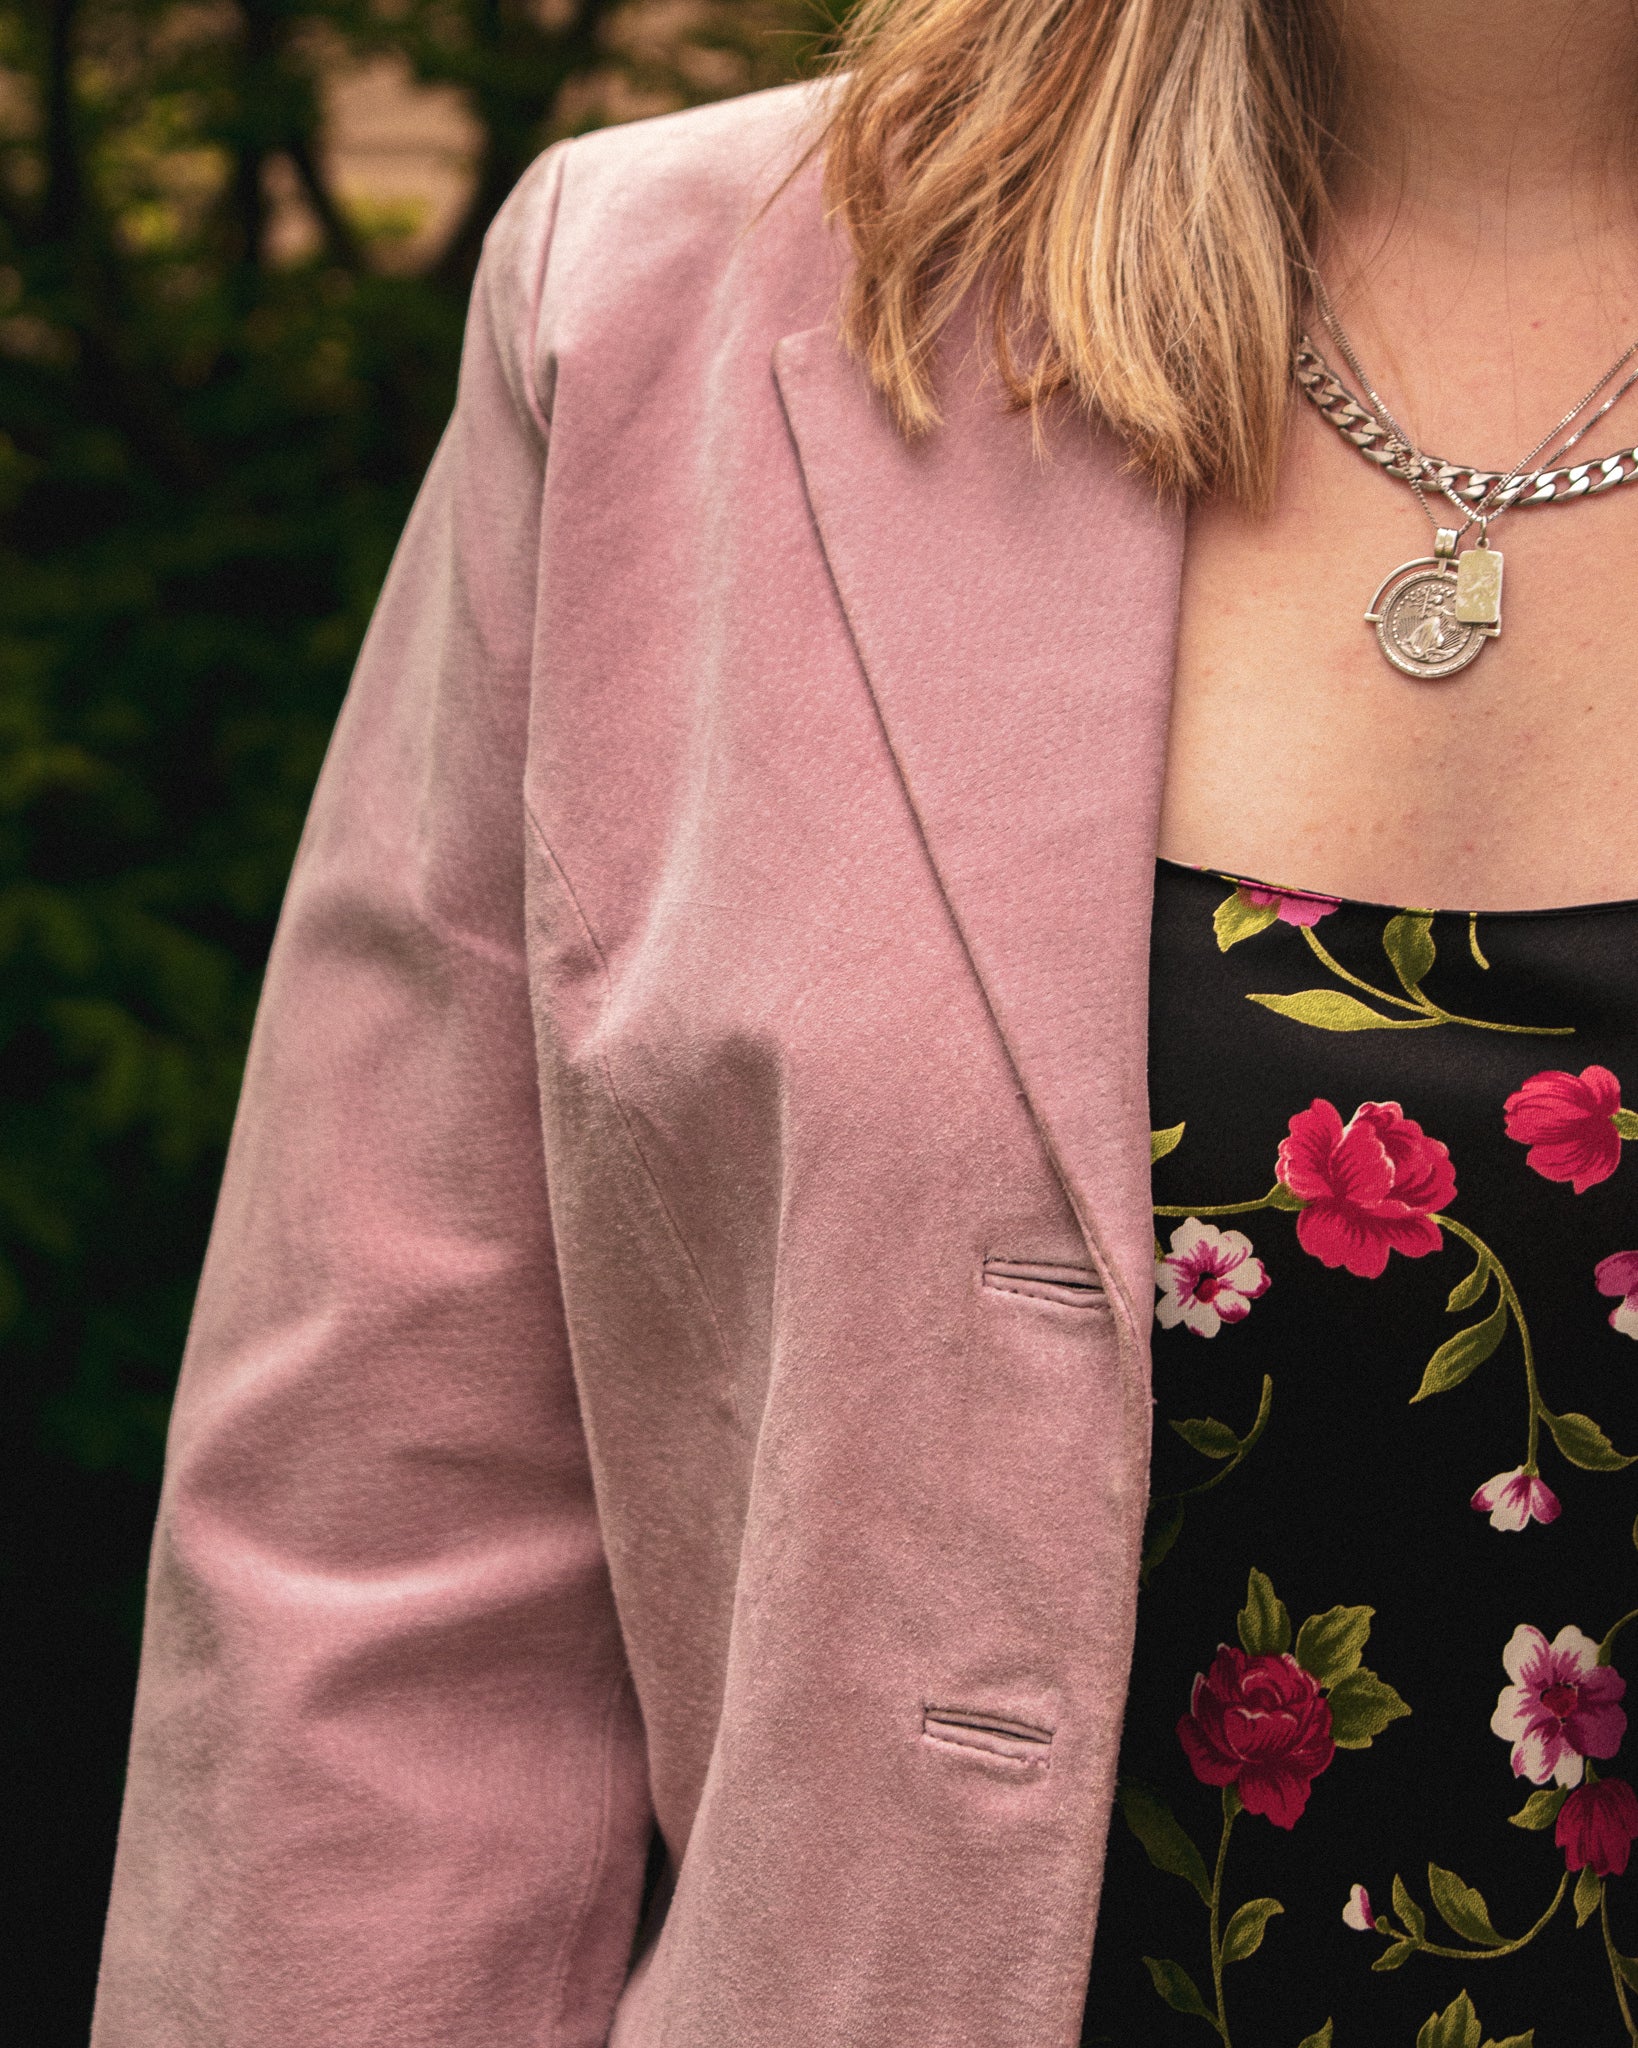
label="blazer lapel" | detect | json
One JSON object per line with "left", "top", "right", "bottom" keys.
{"left": 774, "top": 322, "right": 1183, "bottom": 1340}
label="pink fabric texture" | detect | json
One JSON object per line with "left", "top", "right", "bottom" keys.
{"left": 93, "top": 82, "right": 1183, "bottom": 2048}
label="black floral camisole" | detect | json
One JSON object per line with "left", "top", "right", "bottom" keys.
{"left": 1080, "top": 858, "right": 1638, "bottom": 2048}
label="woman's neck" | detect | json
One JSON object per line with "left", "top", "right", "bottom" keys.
{"left": 1333, "top": 0, "right": 1638, "bottom": 226}
{"left": 1312, "top": 0, "right": 1638, "bottom": 446}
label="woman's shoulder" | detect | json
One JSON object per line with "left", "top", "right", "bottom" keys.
{"left": 482, "top": 80, "right": 842, "bottom": 392}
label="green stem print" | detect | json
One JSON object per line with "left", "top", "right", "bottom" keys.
{"left": 1603, "top": 1888, "right": 1638, "bottom": 2042}
{"left": 1420, "top": 1217, "right": 1635, "bottom": 1507}
{"left": 1212, "top": 884, "right": 1572, "bottom": 1037}
{"left": 1123, "top": 1574, "right": 1409, "bottom": 2047}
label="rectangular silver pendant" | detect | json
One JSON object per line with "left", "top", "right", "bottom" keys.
{"left": 1455, "top": 545, "right": 1503, "bottom": 626}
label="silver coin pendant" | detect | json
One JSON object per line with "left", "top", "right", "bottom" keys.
{"left": 1366, "top": 563, "right": 1493, "bottom": 680}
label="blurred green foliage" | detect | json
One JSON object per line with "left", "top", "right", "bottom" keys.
{"left": 0, "top": 2, "right": 839, "bottom": 2032}
{"left": 0, "top": 0, "right": 829, "bottom": 1485}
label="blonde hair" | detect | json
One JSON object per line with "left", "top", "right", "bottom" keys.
{"left": 821, "top": 0, "right": 1343, "bottom": 504}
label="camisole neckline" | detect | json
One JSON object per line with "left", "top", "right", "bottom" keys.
{"left": 1157, "top": 852, "right": 1638, "bottom": 924}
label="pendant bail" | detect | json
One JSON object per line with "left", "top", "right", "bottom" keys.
{"left": 1434, "top": 526, "right": 1460, "bottom": 561}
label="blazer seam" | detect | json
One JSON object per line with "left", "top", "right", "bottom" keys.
{"left": 523, "top": 802, "right": 743, "bottom": 1423}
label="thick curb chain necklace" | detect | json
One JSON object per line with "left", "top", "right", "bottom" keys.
{"left": 1296, "top": 276, "right": 1638, "bottom": 678}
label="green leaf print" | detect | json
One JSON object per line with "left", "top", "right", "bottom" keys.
{"left": 1574, "top": 1865, "right": 1603, "bottom": 1928}
{"left": 1383, "top": 911, "right": 1437, "bottom": 994}
{"left": 1220, "top": 1897, "right": 1283, "bottom": 1964}
{"left": 1248, "top": 989, "right": 1437, "bottom": 1032}
{"left": 1294, "top": 1605, "right": 1373, "bottom": 1688}
{"left": 1237, "top": 1569, "right": 1292, "bottom": 1657}
{"left": 1542, "top": 1408, "right": 1637, "bottom": 1471}
{"left": 1297, "top": 2027, "right": 1334, "bottom": 2048}
{"left": 1142, "top": 1956, "right": 1210, "bottom": 2018}
{"left": 1427, "top": 1866, "right": 1507, "bottom": 1948}
{"left": 1417, "top": 1990, "right": 1481, "bottom": 2048}
{"left": 1152, "top": 1121, "right": 1187, "bottom": 1163}
{"left": 1410, "top": 1995, "right": 1533, "bottom": 2048}
{"left": 1411, "top": 1298, "right": 1509, "bottom": 1402}
{"left": 1327, "top": 1669, "right": 1413, "bottom": 1749}
{"left": 1172, "top": 1417, "right": 1242, "bottom": 1460}
{"left": 1119, "top": 1780, "right": 1212, "bottom": 1905}
{"left": 1445, "top": 1254, "right": 1493, "bottom": 1313}
{"left": 1507, "top": 1788, "right": 1569, "bottom": 1831}
{"left": 1214, "top": 892, "right": 1281, "bottom": 950}
{"left": 1392, "top": 1876, "right": 1426, "bottom": 1941}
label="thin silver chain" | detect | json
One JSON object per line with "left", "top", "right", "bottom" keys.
{"left": 1303, "top": 269, "right": 1638, "bottom": 536}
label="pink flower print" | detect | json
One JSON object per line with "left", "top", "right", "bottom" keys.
{"left": 1595, "top": 1251, "right": 1638, "bottom": 1339}
{"left": 1504, "top": 1066, "right": 1626, "bottom": 1192}
{"left": 1276, "top": 1099, "right": 1455, "bottom": 1280}
{"left": 1239, "top": 881, "right": 1340, "bottom": 929}
{"left": 1155, "top": 1220, "right": 1270, "bottom": 1338}
{"left": 1557, "top": 1777, "right": 1638, "bottom": 1878}
{"left": 1470, "top": 1468, "right": 1562, "bottom": 1533}
{"left": 1342, "top": 1884, "right": 1377, "bottom": 1932}
{"left": 1491, "top": 1625, "right": 1627, "bottom": 1788}
{"left": 1178, "top": 1646, "right": 1336, "bottom": 1829}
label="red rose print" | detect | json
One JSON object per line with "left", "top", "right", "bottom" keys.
{"left": 1275, "top": 1099, "right": 1455, "bottom": 1280}
{"left": 1504, "top": 1066, "right": 1626, "bottom": 1192}
{"left": 1178, "top": 1646, "right": 1336, "bottom": 1828}
{"left": 1239, "top": 882, "right": 1340, "bottom": 929}
{"left": 1557, "top": 1777, "right": 1638, "bottom": 1879}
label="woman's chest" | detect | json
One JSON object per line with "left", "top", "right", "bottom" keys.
{"left": 1160, "top": 405, "right": 1638, "bottom": 913}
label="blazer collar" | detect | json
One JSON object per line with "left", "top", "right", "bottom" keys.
{"left": 773, "top": 322, "right": 1183, "bottom": 1340}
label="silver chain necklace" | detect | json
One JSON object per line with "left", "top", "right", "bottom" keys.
{"left": 1297, "top": 273, "right": 1638, "bottom": 678}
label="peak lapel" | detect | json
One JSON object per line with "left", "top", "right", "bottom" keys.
{"left": 774, "top": 323, "right": 1183, "bottom": 1337}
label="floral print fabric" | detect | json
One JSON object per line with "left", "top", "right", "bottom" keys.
{"left": 1080, "top": 861, "right": 1638, "bottom": 2048}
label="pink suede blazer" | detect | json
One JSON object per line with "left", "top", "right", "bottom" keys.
{"left": 93, "top": 79, "right": 1184, "bottom": 2048}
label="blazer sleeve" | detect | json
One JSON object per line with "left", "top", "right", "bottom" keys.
{"left": 92, "top": 143, "right": 653, "bottom": 2048}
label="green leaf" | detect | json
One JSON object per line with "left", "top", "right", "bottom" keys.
{"left": 1614, "top": 1107, "right": 1638, "bottom": 1139}
{"left": 1446, "top": 1256, "right": 1492, "bottom": 1314}
{"left": 1574, "top": 1864, "right": 1603, "bottom": 1928}
{"left": 1427, "top": 1865, "right": 1507, "bottom": 1947}
{"left": 1372, "top": 1939, "right": 1414, "bottom": 1971}
{"left": 1215, "top": 890, "right": 1281, "bottom": 950}
{"left": 1392, "top": 1873, "right": 1426, "bottom": 1941}
{"left": 1618, "top": 1950, "right": 1638, "bottom": 1992}
{"left": 1411, "top": 1298, "right": 1508, "bottom": 1402}
{"left": 1416, "top": 1990, "right": 1481, "bottom": 2048}
{"left": 1483, "top": 2035, "right": 1535, "bottom": 2048}
{"left": 1383, "top": 911, "right": 1436, "bottom": 994}
{"left": 1543, "top": 1409, "right": 1637, "bottom": 1471}
{"left": 1329, "top": 1668, "right": 1413, "bottom": 1749}
{"left": 1294, "top": 1605, "right": 1373, "bottom": 1688}
{"left": 1141, "top": 1956, "right": 1209, "bottom": 2017}
{"left": 1119, "top": 1781, "right": 1212, "bottom": 1905}
{"left": 1141, "top": 1498, "right": 1186, "bottom": 1582}
{"left": 1298, "top": 2027, "right": 1334, "bottom": 2048}
{"left": 1221, "top": 1896, "right": 1284, "bottom": 1964}
{"left": 1150, "top": 1121, "right": 1186, "bottom": 1163}
{"left": 1237, "top": 1568, "right": 1292, "bottom": 1656}
{"left": 1508, "top": 1788, "right": 1568, "bottom": 1831}
{"left": 1172, "top": 1416, "right": 1242, "bottom": 1460}
{"left": 1247, "top": 990, "right": 1437, "bottom": 1032}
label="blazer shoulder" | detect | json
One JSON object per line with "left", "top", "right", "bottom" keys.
{"left": 497, "top": 83, "right": 839, "bottom": 386}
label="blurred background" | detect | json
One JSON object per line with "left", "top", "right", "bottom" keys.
{"left": 0, "top": 3, "right": 838, "bottom": 2034}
